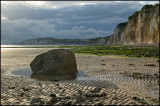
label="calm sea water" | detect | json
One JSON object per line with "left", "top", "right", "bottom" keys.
{"left": 1, "top": 44, "right": 84, "bottom": 48}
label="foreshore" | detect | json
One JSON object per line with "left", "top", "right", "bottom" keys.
{"left": 1, "top": 48, "right": 159, "bottom": 105}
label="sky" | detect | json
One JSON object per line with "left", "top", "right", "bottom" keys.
{"left": 1, "top": 1, "right": 159, "bottom": 43}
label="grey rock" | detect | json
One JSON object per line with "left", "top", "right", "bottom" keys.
{"left": 47, "top": 98, "right": 58, "bottom": 105}
{"left": 50, "top": 93, "right": 56, "bottom": 98}
{"left": 30, "top": 98, "right": 44, "bottom": 105}
{"left": 8, "top": 86, "right": 15, "bottom": 89}
{"left": 30, "top": 49, "right": 77, "bottom": 78}
{"left": 144, "top": 63, "right": 156, "bottom": 67}
{"left": 17, "top": 92, "right": 25, "bottom": 97}
{"left": 21, "top": 87, "right": 30, "bottom": 91}
{"left": 64, "top": 96, "right": 71, "bottom": 99}
{"left": 101, "top": 64, "right": 106, "bottom": 65}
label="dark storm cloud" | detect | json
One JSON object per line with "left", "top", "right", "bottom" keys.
{"left": 2, "top": 3, "right": 135, "bottom": 21}
{"left": 1, "top": 1, "right": 155, "bottom": 42}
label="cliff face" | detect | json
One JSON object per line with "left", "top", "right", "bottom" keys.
{"left": 108, "top": 4, "right": 159, "bottom": 45}
{"left": 22, "top": 38, "right": 89, "bottom": 45}
{"left": 107, "top": 34, "right": 114, "bottom": 45}
{"left": 123, "top": 4, "right": 159, "bottom": 45}
{"left": 113, "top": 22, "right": 127, "bottom": 44}
{"left": 21, "top": 37, "right": 108, "bottom": 45}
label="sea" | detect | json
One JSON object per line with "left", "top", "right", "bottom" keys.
{"left": 1, "top": 44, "right": 84, "bottom": 48}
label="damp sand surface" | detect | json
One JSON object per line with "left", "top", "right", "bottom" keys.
{"left": 1, "top": 48, "right": 159, "bottom": 105}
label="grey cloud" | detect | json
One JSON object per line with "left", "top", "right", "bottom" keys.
{"left": 1, "top": 19, "right": 110, "bottom": 42}
{"left": 1, "top": 1, "right": 152, "bottom": 42}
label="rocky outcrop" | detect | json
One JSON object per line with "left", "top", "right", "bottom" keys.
{"left": 108, "top": 4, "right": 159, "bottom": 45}
{"left": 22, "top": 38, "right": 89, "bottom": 45}
{"left": 123, "top": 4, "right": 159, "bottom": 45}
{"left": 113, "top": 22, "right": 127, "bottom": 44}
{"left": 30, "top": 49, "right": 77, "bottom": 75}
{"left": 21, "top": 37, "right": 108, "bottom": 45}
{"left": 96, "top": 38, "right": 106, "bottom": 45}
{"left": 107, "top": 34, "right": 114, "bottom": 45}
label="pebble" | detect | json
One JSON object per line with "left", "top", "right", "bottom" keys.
{"left": 17, "top": 92, "right": 25, "bottom": 97}
{"left": 101, "top": 64, "right": 106, "bottom": 65}
{"left": 8, "top": 86, "right": 15, "bottom": 89}
{"left": 74, "top": 93, "right": 83, "bottom": 102}
{"left": 64, "top": 96, "right": 71, "bottom": 99}
{"left": 21, "top": 87, "right": 30, "bottom": 91}
{"left": 55, "top": 84, "right": 59, "bottom": 87}
{"left": 46, "top": 98, "right": 58, "bottom": 105}
{"left": 50, "top": 93, "right": 56, "bottom": 98}
{"left": 144, "top": 64, "right": 156, "bottom": 67}
{"left": 30, "top": 98, "right": 44, "bottom": 105}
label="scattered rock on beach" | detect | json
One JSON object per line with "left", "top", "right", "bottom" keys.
{"left": 74, "top": 91, "right": 84, "bottom": 102}
{"left": 46, "top": 97, "right": 59, "bottom": 105}
{"left": 154, "top": 73, "right": 159, "bottom": 78}
{"left": 21, "top": 87, "right": 30, "bottom": 91}
{"left": 144, "top": 63, "right": 156, "bottom": 67}
{"left": 30, "top": 98, "right": 44, "bottom": 105}
{"left": 129, "top": 64, "right": 134, "bottom": 66}
{"left": 50, "top": 93, "right": 56, "bottom": 98}
{"left": 30, "top": 49, "right": 77, "bottom": 75}
{"left": 8, "top": 86, "right": 15, "bottom": 89}
{"left": 17, "top": 92, "right": 25, "bottom": 97}
{"left": 101, "top": 64, "right": 106, "bottom": 65}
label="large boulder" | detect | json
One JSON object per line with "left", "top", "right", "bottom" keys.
{"left": 30, "top": 49, "right": 77, "bottom": 75}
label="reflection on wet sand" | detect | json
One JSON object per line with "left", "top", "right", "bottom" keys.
{"left": 30, "top": 73, "right": 77, "bottom": 81}
{"left": 11, "top": 66, "right": 77, "bottom": 81}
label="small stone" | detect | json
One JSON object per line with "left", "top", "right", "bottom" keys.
{"left": 100, "top": 92, "right": 106, "bottom": 96}
{"left": 129, "top": 64, "right": 134, "bottom": 66}
{"left": 101, "top": 64, "right": 106, "bottom": 65}
{"left": 71, "top": 100, "right": 77, "bottom": 105}
{"left": 112, "top": 97, "right": 118, "bottom": 100}
{"left": 55, "top": 84, "right": 59, "bottom": 87}
{"left": 94, "top": 98, "right": 99, "bottom": 101}
{"left": 64, "top": 101, "right": 72, "bottom": 105}
{"left": 18, "top": 92, "right": 25, "bottom": 97}
{"left": 51, "top": 80, "right": 59, "bottom": 82}
{"left": 95, "top": 102, "right": 103, "bottom": 105}
{"left": 54, "top": 102, "right": 61, "bottom": 105}
{"left": 30, "top": 98, "right": 43, "bottom": 105}
{"left": 50, "top": 93, "right": 56, "bottom": 98}
{"left": 95, "top": 87, "right": 102, "bottom": 92}
{"left": 64, "top": 96, "right": 71, "bottom": 99}
{"left": 46, "top": 98, "right": 58, "bottom": 105}
{"left": 132, "top": 97, "right": 140, "bottom": 101}
{"left": 144, "top": 64, "right": 156, "bottom": 67}
{"left": 154, "top": 73, "right": 159, "bottom": 78}
{"left": 8, "top": 87, "right": 15, "bottom": 89}
{"left": 22, "top": 87, "right": 30, "bottom": 91}
{"left": 74, "top": 93, "right": 83, "bottom": 102}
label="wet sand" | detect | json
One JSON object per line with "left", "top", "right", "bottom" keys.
{"left": 1, "top": 48, "right": 159, "bottom": 105}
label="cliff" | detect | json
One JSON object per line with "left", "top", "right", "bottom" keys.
{"left": 21, "top": 38, "right": 89, "bottom": 45}
{"left": 106, "top": 34, "right": 114, "bottom": 45}
{"left": 21, "top": 37, "right": 110, "bottom": 45}
{"left": 108, "top": 4, "right": 159, "bottom": 45}
{"left": 111, "top": 22, "right": 127, "bottom": 45}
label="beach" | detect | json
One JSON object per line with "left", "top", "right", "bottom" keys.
{"left": 1, "top": 48, "right": 159, "bottom": 105}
